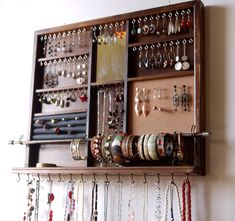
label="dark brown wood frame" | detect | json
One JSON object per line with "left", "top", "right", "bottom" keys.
{"left": 12, "top": 0, "right": 205, "bottom": 176}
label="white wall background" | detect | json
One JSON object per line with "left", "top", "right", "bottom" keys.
{"left": 0, "top": 0, "right": 234, "bottom": 220}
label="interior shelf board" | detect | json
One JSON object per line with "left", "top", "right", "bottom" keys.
{"left": 128, "top": 33, "right": 194, "bottom": 48}
{"left": 38, "top": 49, "right": 89, "bottom": 62}
{"left": 128, "top": 70, "right": 194, "bottom": 82}
{"left": 12, "top": 166, "right": 195, "bottom": 176}
{"left": 34, "top": 109, "right": 87, "bottom": 117}
{"left": 91, "top": 80, "right": 124, "bottom": 86}
{"left": 36, "top": 84, "right": 88, "bottom": 93}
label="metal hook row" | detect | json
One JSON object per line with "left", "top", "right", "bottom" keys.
{"left": 16, "top": 173, "right": 190, "bottom": 183}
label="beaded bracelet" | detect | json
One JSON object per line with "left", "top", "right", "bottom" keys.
{"left": 101, "top": 135, "right": 113, "bottom": 163}
{"left": 91, "top": 135, "right": 103, "bottom": 162}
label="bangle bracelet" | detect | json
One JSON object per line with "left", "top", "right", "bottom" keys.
{"left": 127, "top": 135, "right": 137, "bottom": 160}
{"left": 111, "top": 133, "right": 126, "bottom": 164}
{"left": 70, "top": 139, "right": 81, "bottom": 160}
{"left": 137, "top": 135, "right": 146, "bottom": 160}
{"left": 143, "top": 134, "right": 151, "bottom": 161}
{"left": 157, "top": 133, "right": 174, "bottom": 158}
{"left": 147, "top": 134, "right": 159, "bottom": 160}
{"left": 121, "top": 135, "right": 130, "bottom": 160}
{"left": 70, "top": 139, "right": 87, "bottom": 160}
{"left": 164, "top": 134, "right": 174, "bottom": 157}
{"left": 157, "top": 133, "right": 166, "bottom": 158}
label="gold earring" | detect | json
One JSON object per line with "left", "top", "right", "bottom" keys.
{"left": 142, "top": 88, "right": 150, "bottom": 117}
{"left": 134, "top": 87, "right": 142, "bottom": 117}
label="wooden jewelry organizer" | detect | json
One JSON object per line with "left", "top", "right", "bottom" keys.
{"left": 11, "top": 0, "right": 207, "bottom": 176}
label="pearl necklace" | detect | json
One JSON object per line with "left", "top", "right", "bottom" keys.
{"left": 162, "top": 180, "right": 182, "bottom": 221}
{"left": 182, "top": 178, "right": 191, "bottom": 221}
{"left": 154, "top": 178, "right": 161, "bottom": 221}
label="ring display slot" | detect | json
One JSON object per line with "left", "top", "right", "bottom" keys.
{"left": 32, "top": 112, "right": 87, "bottom": 140}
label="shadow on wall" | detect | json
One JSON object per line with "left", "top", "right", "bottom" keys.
{"left": 194, "top": 5, "right": 235, "bottom": 221}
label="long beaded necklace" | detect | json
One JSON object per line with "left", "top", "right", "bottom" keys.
{"left": 34, "top": 179, "right": 40, "bottom": 221}
{"left": 64, "top": 181, "right": 75, "bottom": 221}
{"left": 81, "top": 178, "right": 85, "bottom": 221}
{"left": 154, "top": 175, "right": 161, "bottom": 221}
{"left": 23, "top": 179, "right": 35, "bottom": 221}
{"left": 75, "top": 181, "right": 80, "bottom": 221}
{"left": 47, "top": 181, "right": 55, "bottom": 221}
{"left": 182, "top": 177, "right": 191, "bottom": 221}
{"left": 143, "top": 176, "right": 148, "bottom": 221}
{"left": 162, "top": 178, "right": 182, "bottom": 221}
{"left": 117, "top": 175, "right": 123, "bottom": 221}
{"left": 128, "top": 176, "right": 135, "bottom": 221}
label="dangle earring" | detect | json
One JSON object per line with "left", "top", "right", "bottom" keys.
{"left": 181, "top": 85, "right": 191, "bottom": 111}
{"left": 172, "top": 85, "right": 180, "bottom": 111}
{"left": 143, "top": 45, "right": 149, "bottom": 69}
{"left": 134, "top": 88, "right": 143, "bottom": 117}
{"left": 131, "top": 19, "right": 137, "bottom": 35}
{"left": 142, "top": 88, "right": 150, "bottom": 117}
{"left": 138, "top": 46, "right": 143, "bottom": 69}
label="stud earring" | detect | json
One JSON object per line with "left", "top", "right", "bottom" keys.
{"left": 142, "top": 88, "right": 150, "bottom": 117}
{"left": 172, "top": 85, "right": 180, "bottom": 111}
{"left": 134, "top": 87, "right": 142, "bottom": 117}
{"left": 181, "top": 85, "right": 191, "bottom": 111}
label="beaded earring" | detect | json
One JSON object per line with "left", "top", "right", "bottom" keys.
{"left": 172, "top": 85, "right": 180, "bottom": 111}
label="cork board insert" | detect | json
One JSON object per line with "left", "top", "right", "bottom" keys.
{"left": 128, "top": 75, "right": 194, "bottom": 135}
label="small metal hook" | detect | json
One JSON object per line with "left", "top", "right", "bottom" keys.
{"left": 117, "top": 174, "right": 122, "bottom": 183}
{"left": 93, "top": 174, "right": 97, "bottom": 183}
{"left": 131, "top": 174, "right": 135, "bottom": 183}
{"left": 81, "top": 174, "right": 86, "bottom": 183}
{"left": 186, "top": 173, "right": 189, "bottom": 181}
{"left": 171, "top": 173, "right": 174, "bottom": 183}
{"left": 105, "top": 174, "right": 110, "bottom": 183}
{"left": 47, "top": 174, "right": 52, "bottom": 182}
{"left": 16, "top": 173, "right": 21, "bottom": 182}
{"left": 70, "top": 174, "right": 74, "bottom": 182}
{"left": 143, "top": 174, "right": 147, "bottom": 183}
{"left": 157, "top": 174, "right": 160, "bottom": 183}
{"left": 58, "top": 174, "right": 62, "bottom": 182}
{"left": 26, "top": 173, "right": 31, "bottom": 183}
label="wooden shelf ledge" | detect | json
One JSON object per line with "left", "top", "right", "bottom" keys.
{"left": 12, "top": 166, "right": 195, "bottom": 176}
